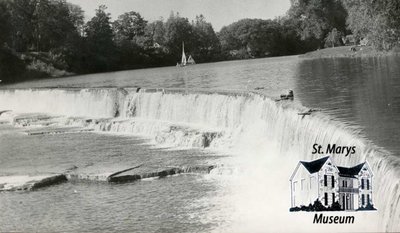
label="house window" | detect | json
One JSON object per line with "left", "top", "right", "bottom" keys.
{"left": 324, "top": 175, "right": 327, "bottom": 186}
{"left": 361, "top": 179, "right": 365, "bottom": 189}
{"left": 367, "top": 179, "right": 370, "bottom": 190}
{"left": 332, "top": 193, "right": 335, "bottom": 203}
{"left": 342, "top": 180, "right": 347, "bottom": 187}
{"left": 324, "top": 192, "right": 328, "bottom": 206}
{"left": 367, "top": 194, "right": 370, "bottom": 205}
{"left": 362, "top": 194, "right": 365, "bottom": 206}
{"left": 331, "top": 175, "right": 335, "bottom": 188}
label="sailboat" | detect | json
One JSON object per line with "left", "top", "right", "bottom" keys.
{"left": 177, "top": 42, "right": 195, "bottom": 67}
{"left": 187, "top": 55, "right": 195, "bottom": 65}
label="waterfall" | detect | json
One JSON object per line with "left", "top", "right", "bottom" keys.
{"left": 0, "top": 87, "right": 399, "bottom": 231}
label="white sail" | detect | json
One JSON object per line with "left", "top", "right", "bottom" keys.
{"left": 181, "top": 42, "right": 187, "bottom": 66}
{"left": 187, "top": 55, "right": 195, "bottom": 64}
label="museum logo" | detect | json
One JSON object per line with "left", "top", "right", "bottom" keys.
{"left": 289, "top": 156, "right": 377, "bottom": 214}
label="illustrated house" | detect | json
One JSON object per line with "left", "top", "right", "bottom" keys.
{"left": 290, "top": 156, "right": 373, "bottom": 211}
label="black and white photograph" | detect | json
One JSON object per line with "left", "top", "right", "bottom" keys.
{"left": 0, "top": 0, "right": 400, "bottom": 232}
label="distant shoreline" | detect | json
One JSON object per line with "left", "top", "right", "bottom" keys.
{"left": 3, "top": 47, "right": 400, "bottom": 86}
{"left": 301, "top": 45, "right": 400, "bottom": 59}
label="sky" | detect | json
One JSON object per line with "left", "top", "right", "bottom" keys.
{"left": 67, "top": 0, "right": 291, "bottom": 31}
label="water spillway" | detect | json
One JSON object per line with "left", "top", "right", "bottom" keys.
{"left": 0, "top": 87, "right": 399, "bottom": 231}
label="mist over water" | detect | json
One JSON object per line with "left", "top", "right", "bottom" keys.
{"left": 1, "top": 56, "right": 400, "bottom": 232}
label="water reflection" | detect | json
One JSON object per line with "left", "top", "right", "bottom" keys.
{"left": 295, "top": 56, "right": 400, "bottom": 154}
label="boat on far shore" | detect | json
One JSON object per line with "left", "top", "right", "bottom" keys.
{"left": 177, "top": 42, "right": 195, "bottom": 67}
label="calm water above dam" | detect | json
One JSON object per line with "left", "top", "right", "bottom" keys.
{"left": 5, "top": 55, "right": 400, "bottom": 155}
{"left": 1, "top": 55, "right": 400, "bottom": 232}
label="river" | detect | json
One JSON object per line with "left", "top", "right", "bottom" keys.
{"left": 0, "top": 55, "right": 399, "bottom": 232}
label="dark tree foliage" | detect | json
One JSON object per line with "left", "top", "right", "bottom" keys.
{"left": 164, "top": 12, "right": 196, "bottom": 62}
{"left": 113, "top": 11, "right": 147, "bottom": 46}
{"left": 287, "top": 0, "right": 348, "bottom": 48}
{"left": 0, "top": 1, "right": 12, "bottom": 46}
{"left": 219, "top": 18, "right": 308, "bottom": 59}
{"left": 342, "top": 0, "right": 400, "bottom": 50}
{"left": 3, "top": 0, "right": 399, "bottom": 83}
{"left": 191, "top": 15, "right": 221, "bottom": 62}
{"left": 0, "top": 48, "right": 25, "bottom": 83}
{"left": 219, "top": 19, "right": 281, "bottom": 59}
{"left": 0, "top": 1, "right": 30, "bottom": 82}
{"left": 289, "top": 199, "right": 342, "bottom": 212}
{"left": 112, "top": 11, "right": 149, "bottom": 70}
{"left": 8, "top": 0, "right": 38, "bottom": 52}
{"left": 83, "top": 5, "right": 117, "bottom": 72}
{"left": 357, "top": 202, "right": 377, "bottom": 211}
{"left": 34, "top": 0, "right": 76, "bottom": 52}
{"left": 0, "top": 0, "right": 325, "bottom": 83}
{"left": 145, "top": 20, "right": 166, "bottom": 46}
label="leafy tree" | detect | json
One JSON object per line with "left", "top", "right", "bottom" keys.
{"left": 8, "top": 0, "right": 38, "bottom": 51}
{"left": 84, "top": 5, "right": 116, "bottom": 72}
{"left": 192, "top": 15, "right": 220, "bottom": 62}
{"left": 112, "top": 11, "right": 150, "bottom": 70}
{"left": 34, "top": 0, "right": 79, "bottom": 52}
{"left": 0, "top": 1, "right": 12, "bottom": 46}
{"left": 164, "top": 12, "right": 196, "bottom": 61}
{"left": 0, "top": 1, "right": 27, "bottom": 83}
{"left": 138, "top": 20, "right": 170, "bottom": 66}
{"left": 218, "top": 19, "right": 283, "bottom": 59}
{"left": 287, "top": 0, "right": 347, "bottom": 48}
{"left": 343, "top": 0, "right": 400, "bottom": 50}
{"left": 0, "top": 47, "right": 29, "bottom": 83}
{"left": 85, "top": 5, "right": 114, "bottom": 47}
{"left": 145, "top": 20, "right": 166, "bottom": 46}
{"left": 324, "top": 28, "right": 343, "bottom": 48}
{"left": 274, "top": 16, "right": 316, "bottom": 54}
{"left": 67, "top": 3, "right": 85, "bottom": 35}
{"left": 113, "top": 11, "right": 147, "bottom": 46}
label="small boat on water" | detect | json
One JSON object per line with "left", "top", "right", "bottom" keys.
{"left": 177, "top": 42, "right": 195, "bottom": 67}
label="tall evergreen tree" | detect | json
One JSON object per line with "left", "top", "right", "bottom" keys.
{"left": 192, "top": 15, "right": 220, "bottom": 62}
{"left": 84, "top": 5, "right": 116, "bottom": 72}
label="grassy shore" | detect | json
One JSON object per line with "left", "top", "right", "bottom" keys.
{"left": 301, "top": 45, "right": 400, "bottom": 59}
{"left": 0, "top": 49, "right": 74, "bottom": 84}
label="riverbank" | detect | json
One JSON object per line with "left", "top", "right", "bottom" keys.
{"left": 3, "top": 45, "right": 400, "bottom": 85}
{"left": 0, "top": 49, "right": 74, "bottom": 83}
{"left": 301, "top": 45, "right": 400, "bottom": 59}
{"left": 21, "top": 52, "right": 74, "bottom": 78}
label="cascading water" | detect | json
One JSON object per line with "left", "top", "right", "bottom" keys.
{"left": 0, "top": 87, "right": 399, "bottom": 231}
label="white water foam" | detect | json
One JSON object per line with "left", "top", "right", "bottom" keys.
{"left": 0, "top": 88, "right": 399, "bottom": 231}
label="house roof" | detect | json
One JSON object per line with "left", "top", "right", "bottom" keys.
{"left": 300, "top": 156, "right": 329, "bottom": 174}
{"left": 337, "top": 163, "right": 365, "bottom": 178}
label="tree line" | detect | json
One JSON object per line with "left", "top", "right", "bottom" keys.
{"left": 0, "top": 0, "right": 399, "bottom": 83}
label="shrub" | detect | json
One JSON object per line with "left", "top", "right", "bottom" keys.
{"left": 324, "top": 28, "right": 343, "bottom": 48}
{"left": 0, "top": 48, "right": 26, "bottom": 83}
{"left": 289, "top": 199, "right": 328, "bottom": 212}
{"left": 327, "top": 201, "right": 342, "bottom": 211}
{"left": 357, "top": 203, "right": 377, "bottom": 211}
